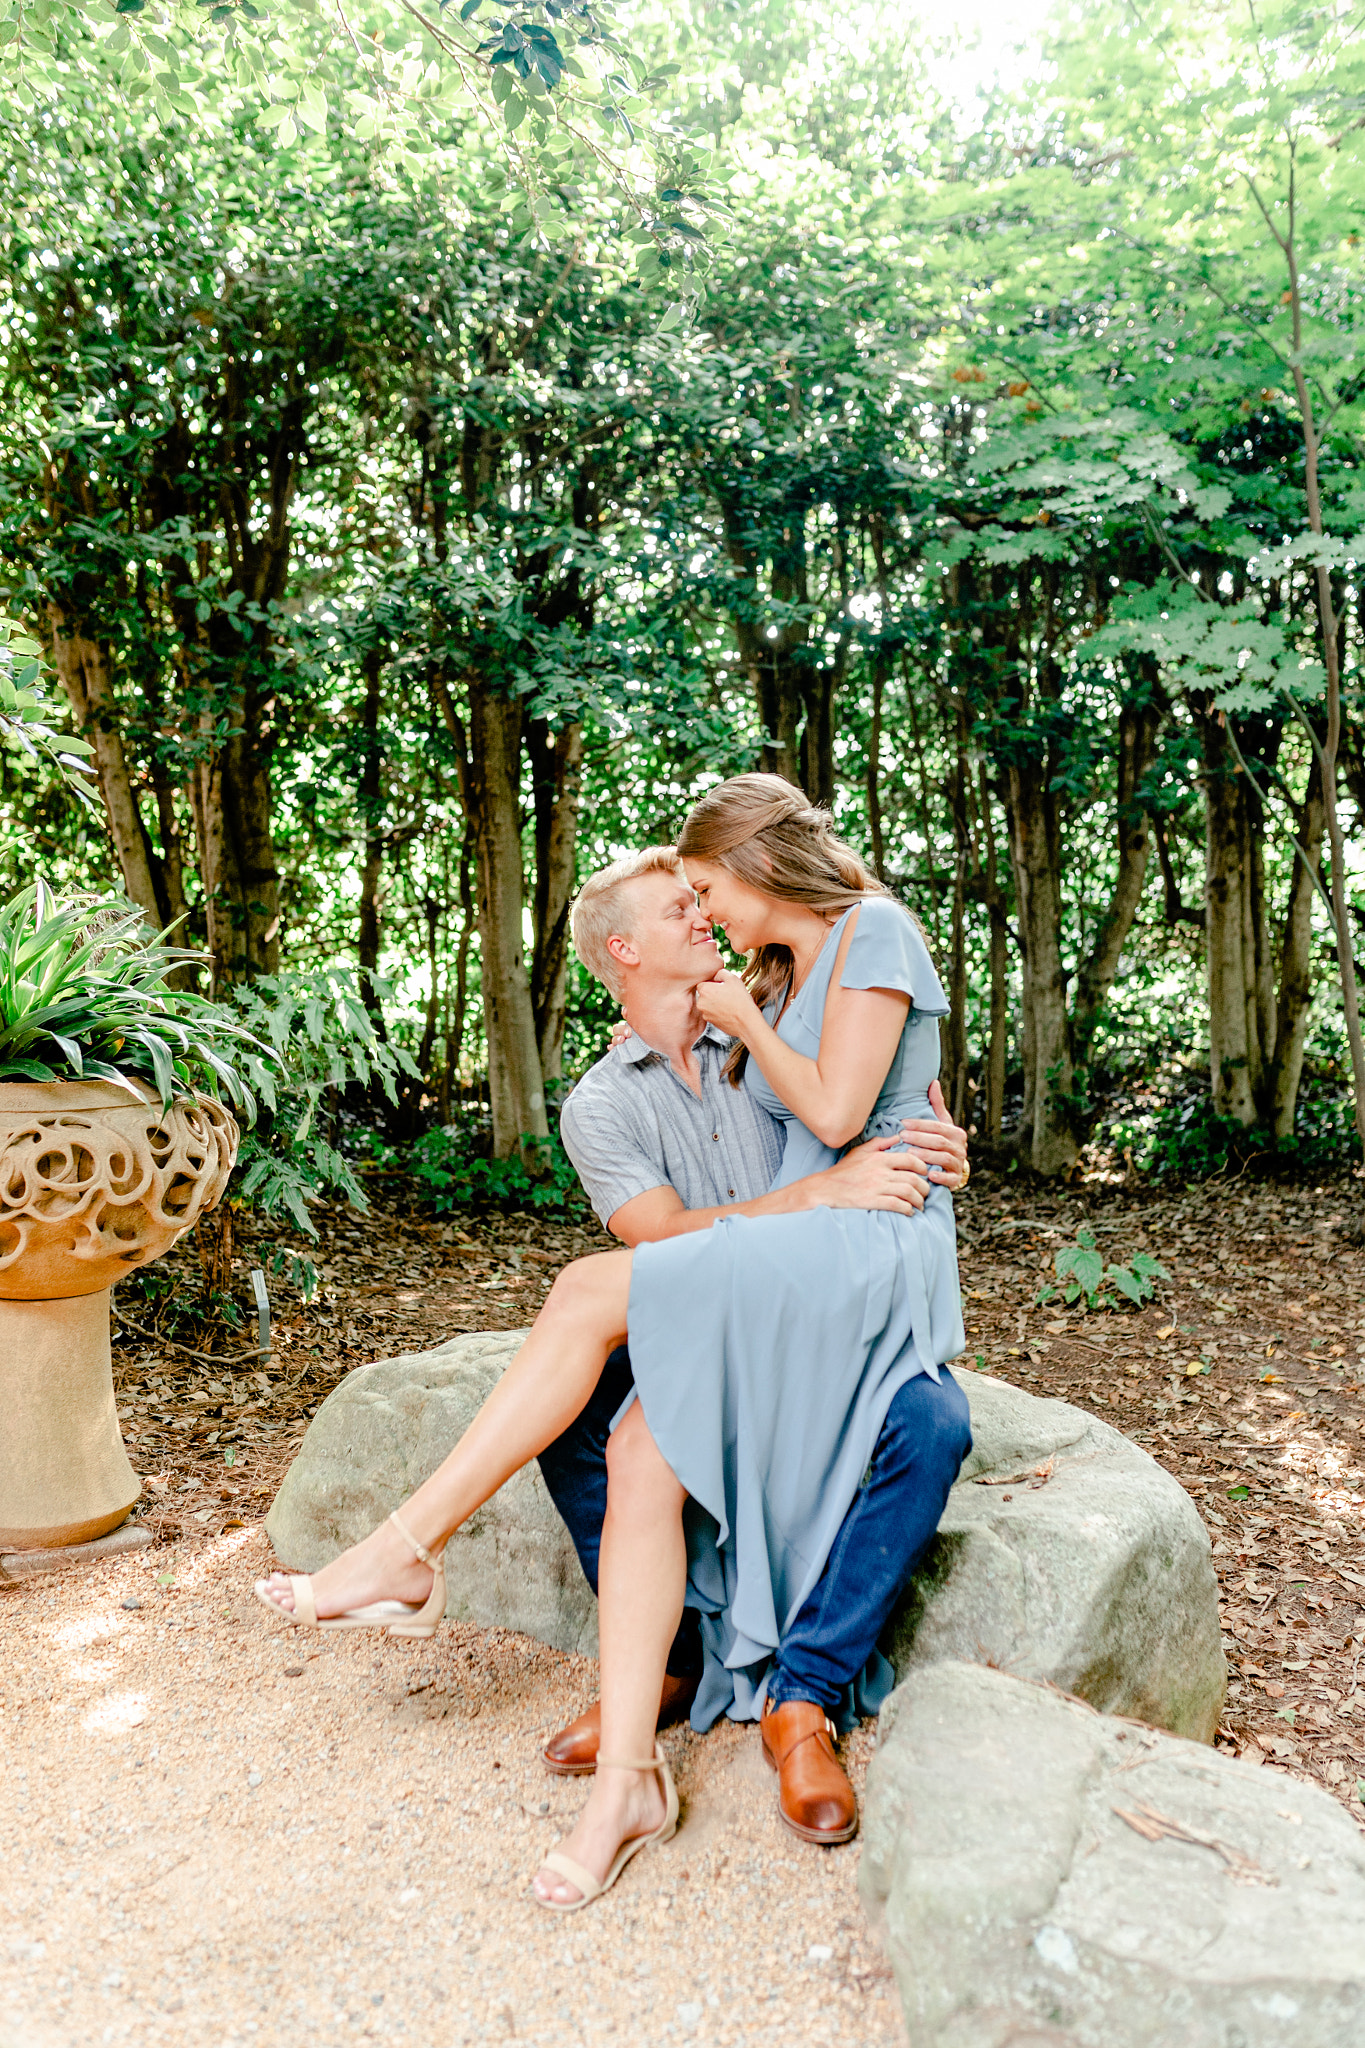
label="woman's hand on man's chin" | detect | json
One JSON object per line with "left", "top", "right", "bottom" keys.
{"left": 694, "top": 968, "right": 762, "bottom": 1039}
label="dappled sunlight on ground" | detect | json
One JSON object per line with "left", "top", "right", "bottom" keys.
{"left": 2, "top": 1533, "right": 904, "bottom": 2048}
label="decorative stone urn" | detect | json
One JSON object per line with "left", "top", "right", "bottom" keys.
{"left": 0, "top": 1081, "right": 238, "bottom": 1549}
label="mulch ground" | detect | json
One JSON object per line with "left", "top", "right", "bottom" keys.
{"left": 108, "top": 1164, "right": 1365, "bottom": 1821}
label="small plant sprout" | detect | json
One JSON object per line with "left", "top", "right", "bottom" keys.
{"left": 1035, "top": 1227, "right": 1170, "bottom": 1312}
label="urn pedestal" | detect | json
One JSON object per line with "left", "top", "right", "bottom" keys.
{"left": 0, "top": 1081, "right": 238, "bottom": 1550}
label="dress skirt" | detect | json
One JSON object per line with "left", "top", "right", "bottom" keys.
{"left": 623, "top": 1184, "right": 963, "bottom": 1728}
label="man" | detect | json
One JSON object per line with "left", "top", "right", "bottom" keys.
{"left": 537, "top": 847, "right": 972, "bottom": 1844}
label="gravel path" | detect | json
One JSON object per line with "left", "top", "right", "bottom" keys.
{"left": 1, "top": 1530, "right": 905, "bottom": 2048}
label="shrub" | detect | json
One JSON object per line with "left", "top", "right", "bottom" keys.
{"left": 397, "top": 1114, "right": 585, "bottom": 1220}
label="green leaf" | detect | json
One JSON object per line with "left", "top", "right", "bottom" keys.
{"left": 1130, "top": 1253, "right": 1171, "bottom": 1284}
{"left": 1057, "top": 1245, "right": 1104, "bottom": 1293}
{"left": 48, "top": 1032, "right": 85, "bottom": 1075}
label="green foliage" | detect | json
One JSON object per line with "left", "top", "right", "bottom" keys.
{"left": 228, "top": 970, "right": 421, "bottom": 1238}
{"left": 0, "top": 618, "right": 97, "bottom": 805}
{"left": 0, "top": 883, "right": 266, "bottom": 1108}
{"left": 0, "top": 1, "right": 723, "bottom": 283}
{"left": 1037, "top": 1227, "right": 1170, "bottom": 1313}
{"left": 1112, "top": 1086, "right": 1362, "bottom": 1180}
{"left": 397, "top": 1116, "right": 585, "bottom": 1219}
{"left": 1, "top": 2, "right": 1362, "bottom": 1182}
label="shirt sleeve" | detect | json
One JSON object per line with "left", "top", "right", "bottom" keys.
{"left": 839, "top": 895, "right": 950, "bottom": 1016}
{"left": 558, "top": 1079, "right": 672, "bottom": 1229}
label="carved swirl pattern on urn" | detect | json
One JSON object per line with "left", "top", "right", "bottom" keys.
{"left": 0, "top": 1092, "right": 238, "bottom": 1299}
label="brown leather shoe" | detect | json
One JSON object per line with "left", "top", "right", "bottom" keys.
{"left": 541, "top": 1672, "right": 698, "bottom": 1776}
{"left": 760, "top": 1699, "right": 858, "bottom": 1844}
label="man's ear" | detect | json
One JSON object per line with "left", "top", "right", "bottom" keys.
{"left": 606, "top": 931, "right": 639, "bottom": 974}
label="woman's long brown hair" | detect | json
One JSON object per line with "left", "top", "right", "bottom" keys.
{"left": 676, "top": 773, "right": 893, "bottom": 1086}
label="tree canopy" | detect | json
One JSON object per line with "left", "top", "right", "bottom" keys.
{"left": 3, "top": 0, "right": 1363, "bottom": 1189}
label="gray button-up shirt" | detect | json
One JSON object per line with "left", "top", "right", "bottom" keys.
{"left": 559, "top": 1023, "right": 786, "bottom": 1230}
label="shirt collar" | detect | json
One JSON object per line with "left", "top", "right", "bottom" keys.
{"left": 617, "top": 1021, "right": 732, "bottom": 1066}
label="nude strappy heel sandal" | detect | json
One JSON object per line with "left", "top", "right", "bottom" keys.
{"left": 253, "top": 1508, "right": 446, "bottom": 1639}
{"left": 534, "top": 1743, "right": 679, "bottom": 1914}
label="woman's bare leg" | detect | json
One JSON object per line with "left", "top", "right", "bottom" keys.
{"left": 257, "top": 1249, "right": 633, "bottom": 1618}
{"left": 533, "top": 1401, "right": 686, "bottom": 1905}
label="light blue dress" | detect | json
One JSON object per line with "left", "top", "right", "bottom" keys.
{"left": 624, "top": 895, "right": 965, "bottom": 1729}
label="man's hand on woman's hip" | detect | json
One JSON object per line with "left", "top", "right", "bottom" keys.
{"left": 814, "top": 1135, "right": 931, "bottom": 1214}
{"left": 900, "top": 1079, "right": 970, "bottom": 1189}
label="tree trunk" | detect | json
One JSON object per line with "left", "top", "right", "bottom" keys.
{"left": 447, "top": 823, "right": 475, "bottom": 1113}
{"left": 357, "top": 646, "right": 385, "bottom": 1007}
{"left": 867, "top": 648, "right": 887, "bottom": 880}
{"left": 1201, "top": 711, "right": 1266, "bottom": 1125}
{"left": 941, "top": 716, "right": 971, "bottom": 1127}
{"left": 191, "top": 715, "right": 281, "bottom": 987}
{"left": 418, "top": 897, "right": 441, "bottom": 1078}
{"left": 985, "top": 901, "right": 1010, "bottom": 1143}
{"left": 467, "top": 679, "right": 548, "bottom": 1155}
{"left": 47, "top": 607, "right": 162, "bottom": 924}
{"left": 976, "top": 760, "right": 1010, "bottom": 1144}
{"left": 528, "top": 715, "right": 583, "bottom": 1085}
{"left": 1071, "top": 695, "right": 1162, "bottom": 1060}
{"left": 1267, "top": 755, "right": 1327, "bottom": 1137}
{"left": 1286, "top": 240, "right": 1365, "bottom": 1149}
{"left": 1005, "top": 751, "right": 1076, "bottom": 1174}
{"left": 944, "top": 845, "right": 969, "bottom": 1127}
{"left": 720, "top": 494, "right": 814, "bottom": 795}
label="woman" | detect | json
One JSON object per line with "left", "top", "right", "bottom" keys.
{"left": 256, "top": 775, "right": 964, "bottom": 1911}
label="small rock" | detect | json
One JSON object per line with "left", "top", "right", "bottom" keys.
{"left": 101, "top": 1971, "right": 123, "bottom": 1990}
{"left": 246, "top": 1771, "right": 262, "bottom": 1789}
{"left": 121, "top": 1597, "right": 141, "bottom": 1611}
{"left": 675, "top": 2003, "right": 703, "bottom": 2029}
{"left": 807, "top": 1944, "right": 833, "bottom": 1963}
{"left": 283, "top": 1664, "right": 304, "bottom": 1678}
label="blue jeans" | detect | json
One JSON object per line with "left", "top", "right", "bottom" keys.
{"left": 537, "top": 1348, "right": 972, "bottom": 1709}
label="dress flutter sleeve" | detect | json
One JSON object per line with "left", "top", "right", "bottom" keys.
{"left": 839, "top": 896, "right": 949, "bottom": 1015}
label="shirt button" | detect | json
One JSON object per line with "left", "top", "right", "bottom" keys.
{"left": 728, "top": 1189, "right": 735, "bottom": 1197}
{"left": 712, "top": 1132, "right": 720, "bottom": 1141}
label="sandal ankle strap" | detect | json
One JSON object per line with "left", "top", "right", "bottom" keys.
{"left": 388, "top": 1507, "right": 444, "bottom": 1570}
{"left": 596, "top": 1751, "right": 663, "bottom": 1773}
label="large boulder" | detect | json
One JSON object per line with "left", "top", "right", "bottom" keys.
{"left": 859, "top": 1660, "right": 1365, "bottom": 2048}
{"left": 265, "top": 1332, "right": 597, "bottom": 1655}
{"left": 266, "top": 1341, "right": 1224, "bottom": 1738}
{"left": 890, "top": 1369, "right": 1225, "bottom": 1740}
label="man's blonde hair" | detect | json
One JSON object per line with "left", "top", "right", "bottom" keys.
{"left": 571, "top": 847, "right": 684, "bottom": 1000}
